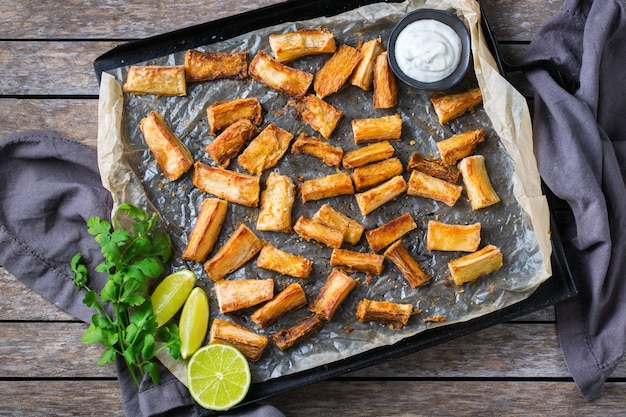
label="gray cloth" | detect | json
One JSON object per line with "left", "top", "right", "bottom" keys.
{"left": 525, "top": 0, "right": 626, "bottom": 401}
{"left": 0, "top": 130, "right": 284, "bottom": 417}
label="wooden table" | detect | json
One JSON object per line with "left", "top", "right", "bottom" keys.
{"left": 1, "top": 1, "right": 625, "bottom": 415}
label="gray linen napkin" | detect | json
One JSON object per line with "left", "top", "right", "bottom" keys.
{"left": 524, "top": 0, "right": 626, "bottom": 401}
{"left": 0, "top": 130, "right": 284, "bottom": 417}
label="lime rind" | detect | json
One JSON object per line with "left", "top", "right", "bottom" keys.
{"left": 179, "top": 287, "right": 209, "bottom": 359}
{"left": 151, "top": 269, "right": 196, "bottom": 327}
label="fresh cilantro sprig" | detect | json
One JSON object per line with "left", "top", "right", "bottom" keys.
{"left": 70, "top": 203, "right": 181, "bottom": 387}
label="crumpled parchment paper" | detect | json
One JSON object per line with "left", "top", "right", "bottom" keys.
{"left": 96, "top": 0, "right": 552, "bottom": 384}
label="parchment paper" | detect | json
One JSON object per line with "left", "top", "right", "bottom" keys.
{"left": 97, "top": 0, "right": 552, "bottom": 384}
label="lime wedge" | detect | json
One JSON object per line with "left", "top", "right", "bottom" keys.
{"left": 186, "top": 344, "right": 251, "bottom": 411}
{"left": 151, "top": 269, "right": 196, "bottom": 327}
{"left": 179, "top": 287, "right": 209, "bottom": 360}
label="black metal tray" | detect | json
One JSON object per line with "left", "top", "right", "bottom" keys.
{"left": 94, "top": 0, "right": 577, "bottom": 412}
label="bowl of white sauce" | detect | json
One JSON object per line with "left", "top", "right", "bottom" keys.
{"left": 388, "top": 9, "right": 471, "bottom": 90}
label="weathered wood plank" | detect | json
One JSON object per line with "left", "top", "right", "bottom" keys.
{"left": 0, "top": 381, "right": 123, "bottom": 417}
{"left": 0, "top": 0, "right": 559, "bottom": 42}
{"left": 0, "top": 99, "right": 98, "bottom": 145}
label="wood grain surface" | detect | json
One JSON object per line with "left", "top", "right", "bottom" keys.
{"left": 4, "top": 1, "right": 625, "bottom": 416}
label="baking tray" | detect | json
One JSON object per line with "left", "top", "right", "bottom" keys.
{"left": 94, "top": 0, "right": 577, "bottom": 412}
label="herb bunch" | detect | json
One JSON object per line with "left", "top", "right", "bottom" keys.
{"left": 71, "top": 203, "right": 181, "bottom": 387}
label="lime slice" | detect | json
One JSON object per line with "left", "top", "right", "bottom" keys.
{"left": 179, "top": 287, "right": 209, "bottom": 360}
{"left": 151, "top": 269, "right": 196, "bottom": 327}
{"left": 186, "top": 344, "right": 251, "bottom": 411}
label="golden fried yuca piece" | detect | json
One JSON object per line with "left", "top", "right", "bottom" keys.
{"left": 349, "top": 38, "right": 384, "bottom": 90}
{"left": 330, "top": 248, "right": 384, "bottom": 275}
{"left": 352, "top": 157, "right": 403, "bottom": 192}
{"left": 407, "top": 169, "right": 462, "bottom": 207}
{"left": 448, "top": 244, "right": 503, "bottom": 285}
{"left": 310, "top": 268, "right": 358, "bottom": 321}
{"left": 256, "top": 243, "right": 313, "bottom": 278}
{"left": 372, "top": 52, "right": 398, "bottom": 109}
{"left": 205, "top": 119, "right": 259, "bottom": 168}
{"left": 299, "top": 172, "right": 354, "bottom": 203}
{"left": 256, "top": 172, "right": 296, "bottom": 233}
{"left": 355, "top": 298, "right": 413, "bottom": 326}
{"left": 342, "top": 141, "right": 395, "bottom": 169}
{"left": 269, "top": 28, "right": 337, "bottom": 63}
{"left": 311, "top": 204, "right": 364, "bottom": 245}
{"left": 291, "top": 132, "right": 344, "bottom": 167}
{"left": 238, "top": 123, "right": 294, "bottom": 176}
{"left": 437, "top": 129, "right": 486, "bottom": 165}
{"left": 365, "top": 212, "right": 417, "bottom": 253}
{"left": 427, "top": 220, "right": 481, "bottom": 252}
{"left": 384, "top": 240, "right": 431, "bottom": 288}
{"left": 293, "top": 216, "right": 344, "bottom": 249}
{"left": 193, "top": 162, "right": 260, "bottom": 207}
{"left": 272, "top": 315, "right": 324, "bottom": 351}
{"left": 184, "top": 49, "right": 248, "bottom": 82}
{"left": 249, "top": 50, "right": 314, "bottom": 97}
{"left": 123, "top": 65, "right": 186, "bottom": 96}
{"left": 354, "top": 175, "right": 407, "bottom": 216}
{"left": 458, "top": 155, "right": 501, "bottom": 210}
{"left": 139, "top": 111, "right": 193, "bottom": 181}
{"left": 209, "top": 318, "right": 269, "bottom": 362}
{"left": 352, "top": 114, "right": 402, "bottom": 144}
{"left": 314, "top": 44, "right": 362, "bottom": 99}
{"left": 182, "top": 198, "right": 228, "bottom": 262}
{"left": 430, "top": 87, "right": 483, "bottom": 124}
{"left": 288, "top": 94, "right": 343, "bottom": 139}
{"left": 406, "top": 152, "right": 460, "bottom": 183}
{"left": 206, "top": 97, "right": 263, "bottom": 135}
{"left": 203, "top": 224, "right": 263, "bottom": 282}
{"left": 251, "top": 283, "right": 308, "bottom": 328}
{"left": 214, "top": 278, "right": 274, "bottom": 313}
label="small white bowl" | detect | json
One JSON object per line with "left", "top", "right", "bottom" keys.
{"left": 388, "top": 9, "right": 471, "bottom": 90}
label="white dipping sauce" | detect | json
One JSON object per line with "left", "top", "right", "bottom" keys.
{"left": 394, "top": 19, "right": 462, "bottom": 83}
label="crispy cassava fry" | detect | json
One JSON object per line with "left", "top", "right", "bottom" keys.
{"left": 269, "top": 28, "right": 336, "bottom": 63}
{"left": 182, "top": 198, "right": 228, "bottom": 262}
{"left": 123, "top": 65, "right": 186, "bottom": 96}
{"left": 430, "top": 87, "right": 483, "bottom": 124}
{"left": 184, "top": 49, "right": 248, "bottom": 82}
{"left": 352, "top": 114, "right": 402, "bottom": 144}
{"left": 365, "top": 212, "right": 417, "bottom": 253}
{"left": 288, "top": 94, "right": 343, "bottom": 139}
{"left": 349, "top": 38, "right": 384, "bottom": 90}
{"left": 384, "top": 240, "right": 431, "bottom": 288}
{"left": 352, "top": 157, "right": 403, "bottom": 191}
{"left": 272, "top": 315, "right": 324, "bottom": 351}
{"left": 437, "top": 129, "right": 485, "bottom": 165}
{"left": 251, "top": 283, "right": 308, "bottom": 328}
{"left": 210, "top": 318, "right": 269, "bottom": 362}
{"left": 448, "top": 244, "right": 503, "bottom": 285}
{"left": 249, "top": 50, "right": 314, "bottom": 97}
{"left": 193, "top": 162, "right": 260, "bottom": 207}
{"left": 311, "top": 204, "right": 364, "bottom": 245}
{"left": 256, "top": 172, "right": 296, "bottom": 233}
{"left": 299, "top": 172, "right": 355, "bottom": 203}
{"left": 238, "top": 123, "right": 294, "bottom": 175}
{"left": 293, "top": 216, "right": 344, "bottom": 249}
{"left": 427, "top": 220, "right": 481, "bottom": 252}
{"left": 330, "top": 248, "right": 384, "bottom": 275}
{"left": 139, "top": 111, "right": 193, "bottom": 181}
{"left": 310, "top": 268, "right": 357, "bottom": 321}
{"left": 458, "top": 155, "right": 501, "bottom": 210}
{"left": 214, "top": 278, "right": 274, "bottom": 313}
{"left": 372, "top": 51, "right": 398, "bottom": 109}
{"left": 407, "top": 152, "right": 460, "bottom": 183}
{"left": 205, "top": 119, "right": 259, "bottom": 168}
{"left": 355, "top": 298, "right": 413, "bottom": 326}
{"left": 206, "top": 97, "right": 263, "bottom": 135}
{"left": 407, "top": 169, "right": 462, "bottom": 207}
{"left": 257, "top": 243, "right": 313, "bottom": 278}
{"left": 291, "top": 132, "right": 344, "bottom": 167}
{"left": 355, "top": 175, "right": 407, "bottom": 216}
{"left": 203, "top": 224, "right": 263, "bottom": 282}
{"left": 342, "top": 141, "right": 395, "bottom": 169}
{"left": 314, "top": 44, "right": 362, "bottom": 99}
